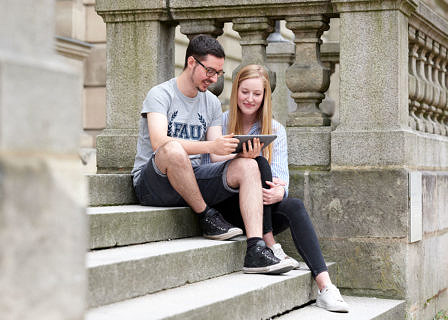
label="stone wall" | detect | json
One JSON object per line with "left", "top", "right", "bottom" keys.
{"left": 0, "top": 0, "right": 87, "bottom": 319}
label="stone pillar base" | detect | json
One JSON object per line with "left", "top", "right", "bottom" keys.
{"left": 96, "top": 129, "right": 138, "bottom": 173}
{"left": 287, "top": 127, "right": 331, "bottom": 168}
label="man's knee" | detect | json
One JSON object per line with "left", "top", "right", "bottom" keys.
{"left": 156, "top": 141, "right": 189, "bottom": 168}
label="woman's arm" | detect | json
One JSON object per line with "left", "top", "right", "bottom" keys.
{"left": 270, "top": 122, "right": 289, "bottom": 197}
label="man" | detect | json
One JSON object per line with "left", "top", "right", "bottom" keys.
{"left": 131, "top": 35, "right": 292, "bottom": 274}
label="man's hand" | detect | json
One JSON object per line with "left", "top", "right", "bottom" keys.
{"left": 238, "top": 138, "right": 264, "bottom": 159}
{"left": 211, "top": 134, "right": 239, "bottom": 155}
{"left": 262, "top": 178, "right": 286, "bottom": 205}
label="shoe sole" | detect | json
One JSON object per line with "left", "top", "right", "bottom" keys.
{"left": 243, "top": 260, "right": 294, "bottom": 275}
{"left": 203, "top": 227, "right": 243, "bottom": 241}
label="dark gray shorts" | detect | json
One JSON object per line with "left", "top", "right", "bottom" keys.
{"left": 134, "top": 153, "right": 239, "bottom": 207}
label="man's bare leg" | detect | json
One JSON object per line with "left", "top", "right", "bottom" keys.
{"left": 226, "top": 158, "right": 263, "bottom": 238}
{"left": 154, "top": 141, "right": 206, "bottom": 213}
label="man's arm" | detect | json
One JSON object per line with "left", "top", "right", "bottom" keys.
{"left": 148, "top": 112, "right": 238, "bottom": 155}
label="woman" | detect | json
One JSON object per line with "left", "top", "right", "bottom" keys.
{"left": 203, "top": 64, "right": 349, "bottom": 313}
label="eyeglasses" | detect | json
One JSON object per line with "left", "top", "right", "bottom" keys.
{"left": 193, "top": 56, "right": 225, "bottom": 78}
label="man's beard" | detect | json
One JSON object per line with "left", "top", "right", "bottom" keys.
{"left": 191, "top": 66, "right": 210, "bottom": 92}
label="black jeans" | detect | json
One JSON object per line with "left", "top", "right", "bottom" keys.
{"left": 214, "top": 156, "right": 328, "bottom": 278}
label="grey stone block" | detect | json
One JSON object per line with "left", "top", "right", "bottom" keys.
{"left": 96, "top": 132, "right": 138, "bottom": 172}
{"left": 288, "top": 169, "right": 409, "bottom": 238}
{"left": 86, "top": 266, "right": 336, "bottom": 320}
{"left": 287, "top": 127, "right": 331, "bottom": 167}
{"left": 87, "top": 237, "right": 246, "bottom": 307}
{"left": 277, "top": 295, "right": 405, "bottom": 320}
{"left": 422, "top": 172, "right": 448, "bottom": 233}
{"left": 317, "top": 237, "right": 407, "bottom": 299}
{"left": 0, "top": 156, "right": 87, "bottom": 320}
{"left": 88, "top": 174, "right": 137, "bottom": 206}
{"left": 0, "top": 56, "right": 81, "bottom": 154}
{"left": 88, "top": 205, "right": 199, "bottom": 249}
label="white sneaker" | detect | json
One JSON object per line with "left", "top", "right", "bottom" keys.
{"left": 316, "top": 284, "right": 349, "bottom": 312}
{"left": 270, "top": 243, "right": 300, "bottom": 269}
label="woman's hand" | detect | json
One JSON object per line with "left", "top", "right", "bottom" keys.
{"left": 238, "top": 138, "right": 264, "bottom": 159}
{"left": 262, "top": 178, "right": 286, "bottom": 205}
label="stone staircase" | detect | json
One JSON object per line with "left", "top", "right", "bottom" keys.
{"left": 85, "top": 174, "right": 406, "bottom": 319}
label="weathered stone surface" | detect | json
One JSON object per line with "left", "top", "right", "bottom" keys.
{"left": 86, "top": 267, "right": 332, "bottom": 320}
{"left": 88, "top": 205, "right": 199, "bottom": 249}
{"left": 422, "top": 172, "right": 448, "bottom": 233}
{"left": 288, "top": 169, "right": 409, "bottom": 238}
{"left": 317, "top": 237, "right": 407, "bottom": 298}
{"left": 333, "top": 8, "right": 410, "bottom": 165}
{"left": 0, "top": 156, "right": 87, "bottom": 320}
{"left": 277, "top": 295, "right": 405, "bottom": 320}
{"left": 287, "top": 127, "right": 331, "bottom": 167}
{"left": 96, "top": 20, "right": 175, "bottom": 171}
{"left": 0, "top": 57, "right": 82, "bottom": 154}
{"left": 87, "top": 237, "right": 246, "bottom": 307}
{"left": 267, "top": 40, "right": 295, "bottom": 126}
{"left": 88, "top": 174, "right": 137, "bottom": 206}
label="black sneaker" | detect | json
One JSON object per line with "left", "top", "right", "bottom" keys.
{"left": 199, "top": 207, "right": 243, "bottom": 240}
{"left": 243, "top": 240, "right": 294, "bottom": 274}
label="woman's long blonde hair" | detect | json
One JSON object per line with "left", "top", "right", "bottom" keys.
{"left": 228, "top": 64, "right": 273, "bottom": 163}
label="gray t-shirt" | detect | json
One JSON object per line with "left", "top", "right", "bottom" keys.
{"left": 131, "top": 78, "right": 222, "bottom": 185}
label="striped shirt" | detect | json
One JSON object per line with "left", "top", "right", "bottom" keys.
{"left": 201, "top": 111, "right": 290, "bottom": 196}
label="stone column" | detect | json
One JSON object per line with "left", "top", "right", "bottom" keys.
{"left": 267, "top": 22, "right": 295, "bottom": 126}
{"left": 284, "top": 15, "right": 332, "bottom": 169}
{"left": 179, "top": 20, "right": 225, "bottom": 96}
{"left": 95, "top": 3, "right": 175, "bottom": 172}
{"left": 0, "top": 0, "right": 86, "bottom": 319}
{"left": 285, "top": 15, "right": 331, "bottom": 127}
{"left": 232, "top": 17, "right": 276, "bottom": 91}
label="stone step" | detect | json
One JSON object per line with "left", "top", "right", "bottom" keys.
{"left": 277, "top": 295, "right": 405, "bottom": 320}
{"left": 87, "top": 237, "right": 246, "bottom": 308}
{"left": 88, "top": 205, "right": 199, "bottom": 249}
{"left": 86, "top": 268, "right": 320, "bottom": 320}
{"left": 87, "top": 174, "right": 137, "bottom": 206}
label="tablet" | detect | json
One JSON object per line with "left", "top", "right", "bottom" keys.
{"left": 233, "top": 134, "right": 277, "bottom": 153}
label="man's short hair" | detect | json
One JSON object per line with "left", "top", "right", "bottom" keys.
{"left": 184, "top": 34, "right": 225, "bottom": 69}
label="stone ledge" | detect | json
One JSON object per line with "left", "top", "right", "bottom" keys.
{"left": 87, "top": 174, "right": 137, "bottom": 206}
{"left": 88, "top": 205, "right": 198, "bottom": 249}
{"left": 87, "top": 237, "right": 245, "bottom": 307}
{"left": 87, "top": 264, "right": 336, "bottom": 320}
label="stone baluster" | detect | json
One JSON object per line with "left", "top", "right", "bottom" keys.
{"left": 439, "top": 46, "right": 448, "bottom": 135}
{"left": 432, "top": 41, "right": 444, "bottom": 134}
{"left": 267, "top": 21, "right": 295, "bottom": 126}
{"left": 232, "top": 17, "right": 276, "bottom": 91}
{"left": 408, "top": 26, "right": 421, "bottom": 130}
{"left": 95, "top": 6, "right": 175, "bottom": 172}
{"left": 285, "top": 15, "right": 331, "bottom": 127}
{"left": 179, "top": 20, "right": 225, "bottom": 96}
{"left": 416, "top": 31, "right": 430, "bottom": 132}
{"left": 423, "top": 37, "right": 436, "bottom": 133}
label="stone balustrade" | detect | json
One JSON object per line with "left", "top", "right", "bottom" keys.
{"left": 409, "top": 5, "right": 448, "bottom": 136}
{"left": 95, "top": 0, "right": 336, "bottom": 172}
